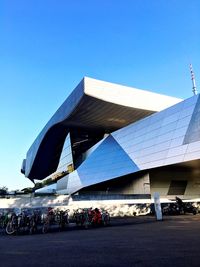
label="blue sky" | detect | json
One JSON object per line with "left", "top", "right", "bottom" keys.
{"left": 0, "top": 0, "right": 200, "bottom": 190}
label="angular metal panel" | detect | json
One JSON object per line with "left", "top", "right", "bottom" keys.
{"left": 77, "top": 135, "right": 139, "bottom": 187}
{"left": 183, "top": 95, "right": 200, "bottom": 144}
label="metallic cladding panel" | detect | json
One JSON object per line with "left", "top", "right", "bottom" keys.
{"left": 84, "top": 77, "right": 182, "bottom": 111}
{"left": 56, "top": 133, "right": 73, "bottom": 173}
{"left": 66, "top": 170, "right": 82, "bottom": 194}
{"left": 112, "top": 95, "right": 200, "bottom": 170}
{"left": 67, "top": 95, "right": 154, "bottom": 130}
{"left": 56, "top": 175, "right": 69, "bottom": 191}
{"left": 183, "top": 95, "right": 200, "bottom": 144}
{"left": 25, "top": 80, "right": 85, "bottom": 178}
{"left": 77, "top": 135, "right": 139, "bottom": 188}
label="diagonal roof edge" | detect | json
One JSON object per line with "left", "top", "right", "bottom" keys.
{"left": 84, "top": 77, "right": 182, "bottom": 111}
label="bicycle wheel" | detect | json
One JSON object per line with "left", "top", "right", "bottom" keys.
{"left": 29, "top": 221, "right": 37, "bottom": 234}
{"left": 6, "top": 221, "right": 16, "bottom": 235}
{"left": 103, "top": 215, "right": 110, "bottom": 226}
{"left": 42, "top": 222, "right": 49, "bottom": 234}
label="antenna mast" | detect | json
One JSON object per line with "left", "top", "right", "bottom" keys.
{"left": 190, "top": 64, "right": 198, "bottom": 95}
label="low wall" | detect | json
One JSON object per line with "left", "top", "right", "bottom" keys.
{"left": 0, "top": 195, "right": 69, "bottom": 209}
{"left": 1, "top": 195, "right": 200, "bottom": 217}
{"left": 0, "top": 195, "right": 152, "bottom": 217}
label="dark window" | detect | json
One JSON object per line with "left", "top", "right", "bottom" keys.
{"left": 168, "top": 180, "right": 187, "bottom": 195}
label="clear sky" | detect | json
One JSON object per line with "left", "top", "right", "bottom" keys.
{"left": 0, "top": 0, "right": 200, "bottom": 190}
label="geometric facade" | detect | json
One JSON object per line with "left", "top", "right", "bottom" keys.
{"left": 22, "top": 77, "right": 200, "bottom": 197}
{"left": 59, "top": 94, "right": 200, "bottom": 195}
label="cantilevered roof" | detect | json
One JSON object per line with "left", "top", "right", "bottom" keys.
{"left": 22, "top": 77, "right": 182, "bottom": 180}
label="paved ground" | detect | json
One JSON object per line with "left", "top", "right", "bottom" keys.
{"left": 1, "top": 214, "right": 200, "bottom": 267}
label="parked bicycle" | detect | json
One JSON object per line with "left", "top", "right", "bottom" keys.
{"left": 0, "top": 210, "right": 11, "bottom": 229}
{"left": 41, "top": 207, "right": 70, "bottom": 233}
{"left": 72, "top": 208, "right": 110, "bottom": 228}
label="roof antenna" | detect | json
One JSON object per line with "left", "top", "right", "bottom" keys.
{"left": 190, "top": 64, "right": 198, "bottom": 95}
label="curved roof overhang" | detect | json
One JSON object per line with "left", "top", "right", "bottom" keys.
{"left": 22, "top": 77, "right": 182, "bottom": 180}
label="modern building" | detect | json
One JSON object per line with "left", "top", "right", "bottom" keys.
{"left": 22, "top": 77, "right": 200, "bottom": 199}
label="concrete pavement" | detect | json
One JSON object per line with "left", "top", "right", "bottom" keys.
{"left": 0, "top": 215, "right": 200, "bottom": 267}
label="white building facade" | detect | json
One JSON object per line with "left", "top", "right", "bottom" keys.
{"left": 22, "top": 77, "right": 200, "bottom": 198}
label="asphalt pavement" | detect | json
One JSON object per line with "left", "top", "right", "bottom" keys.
{"left": 1, "top": 215, "right": 200, "bottom": 267}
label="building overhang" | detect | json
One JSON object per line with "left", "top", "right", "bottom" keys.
{"left": 22, "top": 77, "right": 182, "bottom": 180}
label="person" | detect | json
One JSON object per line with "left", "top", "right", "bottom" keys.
{"left": 93, "top": 208, "right": 102, "bottom": 225}
{"left": 175, "top": 196, "right": 184, "bottom": 213}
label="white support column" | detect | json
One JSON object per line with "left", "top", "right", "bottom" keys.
{"left": 153, "top": 192, "right": 163, "bottom": 221}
